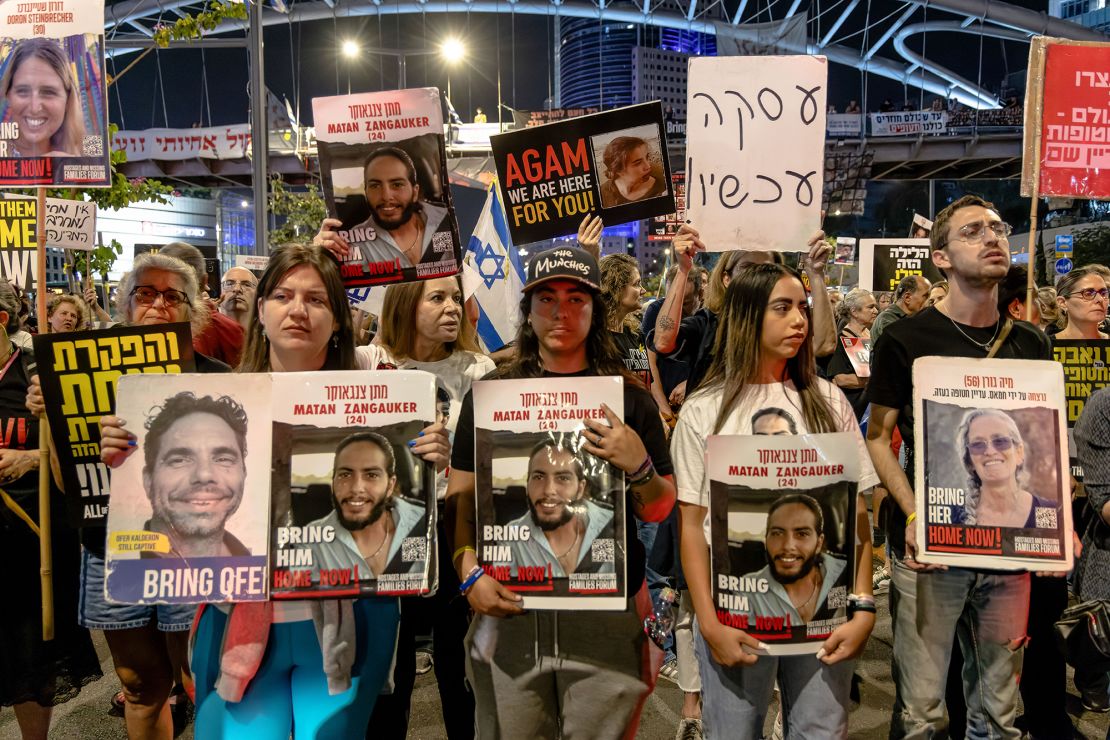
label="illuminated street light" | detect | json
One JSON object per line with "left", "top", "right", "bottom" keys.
{"left": 342, "top": 40, "right": 359, "bottom": 58}
{"left": 440, "top": 38, "right": 467, "bottom": 65}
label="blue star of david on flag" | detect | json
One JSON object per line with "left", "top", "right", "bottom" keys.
{"left": 473, "top": 242, "right": 506, "bottom": 289}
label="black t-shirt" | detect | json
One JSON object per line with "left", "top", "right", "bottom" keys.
{"left": 451, "top": 368, "right": 675, "bottom": 596}
{"left": 81, "top": 351, "right": 231, "bottom": 558}
{"left": 610, "top": 326, "right": 652, "bottom": 389}
{"left": 867, "top": 307, "right": 1052, "bottom": 556}
{"left": 641, "top": 300, "right": 696, "bottom": 397}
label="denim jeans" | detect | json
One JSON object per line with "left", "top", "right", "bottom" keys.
{"left": 889, "top": 557, "right": 1029, "bottom": 740}
{"left": 694, "top": 619, "right": 854, "bottom": 739}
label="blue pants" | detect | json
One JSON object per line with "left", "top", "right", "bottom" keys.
{"left": 193, "top": 599, "right": 400, "bottom": 739}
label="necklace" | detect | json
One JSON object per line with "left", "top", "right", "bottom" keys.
{"left": 792, "top": 568, "right": 822, "bottom": 613}
{"left": 366, "top": 520, "right": 392, "bottom": 561}
{"left": 555, "top": 521, "right": 581, "bottom": 561}
{"left": 942, "top": 309, "right": 1000, "bottom": 351}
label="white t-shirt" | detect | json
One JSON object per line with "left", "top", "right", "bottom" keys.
{"left": 671, "top": 377, "right": 880, "bottom": 546}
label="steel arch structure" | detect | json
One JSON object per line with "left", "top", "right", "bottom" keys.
{"left": 105, "top": 0, "right": 1106, "bottom": 109}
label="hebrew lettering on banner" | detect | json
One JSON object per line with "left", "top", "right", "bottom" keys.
{"left": 1052, "top": 339, "right": 1110, "bottom": 480}
{"left": 33, "top": 324, "right": 196, "bottom": 527}
{"left": 685, "top": 55, "right": 827, "bottom": 252}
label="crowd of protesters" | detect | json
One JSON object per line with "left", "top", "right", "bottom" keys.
{"left": 2, "top": 195, "right": 1108, "bottom": 740}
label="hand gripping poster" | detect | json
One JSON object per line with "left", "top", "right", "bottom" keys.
{"left": 0, "top": 0, "right": 111, "bottom": 187}
{"left": 104, "top": 374, "right": 271, "bottom": 604}
{"left": 473, "top": 376, "right": 626, "bottom": 609}
{"left": 33, "top": 323, "right": 196, "bottom": 527}
{"left": 1052, "top": 339, "right": 1110, "bottom": 480}
{"left": 707, "top": 433, "right": 859, "bottom": 655}
{"left": 490, "top": 102, "right": 674, "bottom": 245}
{"left": 269, "top": 371, "right": 437, "bottom": 598}
{"left": 913, "top": 357, "right": 1072, "bottom": 571}
{"left": 312, "top": 88, "right": 461, "bottom": 288}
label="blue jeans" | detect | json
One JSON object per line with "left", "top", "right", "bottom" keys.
{"left": 694, "top": 619, "right": 855, "bottom": 739}
{"left": 889, "top": 558, "right": 1029, "bottom": 740}
{"left": 79, "top": 548, "right": 195, "bottom": 631}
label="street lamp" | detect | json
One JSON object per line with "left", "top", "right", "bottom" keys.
{"left": 439, "top": 37, "right": 467, "bottom": 105}
{"left": 339, "top": 38, "right": 468, "bottom": 95}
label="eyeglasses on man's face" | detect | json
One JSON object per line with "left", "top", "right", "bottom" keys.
{"left": 953, "top": 220, "right": 1013, "bottom": 243}
{"left": 222, "top": 279, "right": 257, "bottom": 291}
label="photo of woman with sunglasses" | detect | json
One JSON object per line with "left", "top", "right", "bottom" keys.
{"left": 954, "top": 408, "right": 1058, "bottom": 529}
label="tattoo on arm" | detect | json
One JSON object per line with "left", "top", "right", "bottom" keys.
{"left": 659, "top": 316, "right": 676, "bottom": 332}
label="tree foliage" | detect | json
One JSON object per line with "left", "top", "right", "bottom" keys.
{"left": 267, "top": 177, "right": 327, "bottom": 246}
{"left": 152, "top": 1, "right": 248, "bottom": 47}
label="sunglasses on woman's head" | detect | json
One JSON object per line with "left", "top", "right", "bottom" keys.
{"left": 966, "top": 435, "right": 1016, "bottom": 456}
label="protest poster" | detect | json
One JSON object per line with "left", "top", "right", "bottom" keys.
{"left": 707, "top": 433, "right": 858, "bottom": 655}
{"left": 869, "top": 111, "right": 948, "bottom": 136}
{"left": 0, "top": 0, "right": 111, "bottom": 187}
{"left": 841, "top": 337, "right": 871, "bottom": 378}
{"left": 685, "top": 56, "right": 826, "bottom": 252}
{"left": 312, "top": 87, "right": 461, "bottom": 288}
{"left": 34, "top": 324, "right": 196, "bottom": 527}
{"left": 104, "top": 373, "right": 271, "bottom": 604}
{"left": 269, "top": 371, "right": 437, "bottom": 598}
{"left": 235, "top": 254, "right": 269, "bottom": 273}
{"left": 490, "top": 102, "right": 674, "bottom": 245}
{"left": 913, "top": 356, "right": 1072, "bottom": 571}
{"left": 3, "top": 193, "right": 94, "bottom": 250}
{"left": 909, "top": 213, "right": 933, "bottom": 238}
{"left": 1053, "top": 339, "right": 1110, "bottom": 479}
{"left": 473, "top": 376, "right": 626, "bottom": 609}
{"left": 858, "top": 238, "right": 944, "bottom": 293}
{"left": 648, "top": 172, "right": 686, "bottom": 242}
{"left": 833, "top": 237, "right": 856, "bottom": 265}
{"left": 0, "top": 196, "right": 35, "bottom": 290}
{"left": 1021, "top": 37, "right": 1110, "bottom": 200}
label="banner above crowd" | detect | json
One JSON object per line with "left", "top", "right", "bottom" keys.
{"left": 869, "top": 111, "right": 948, "bottom": 136}
{"left": 686, "top": 55, "right": 827, "bottom": 252}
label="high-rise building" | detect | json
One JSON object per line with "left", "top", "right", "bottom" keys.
{"left": 1047, "top": 0, "right": 1109, "bottom": 32}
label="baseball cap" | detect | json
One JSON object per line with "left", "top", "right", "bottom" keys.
{"left": 523, "top": 247, "right": 601, "bottom": 292}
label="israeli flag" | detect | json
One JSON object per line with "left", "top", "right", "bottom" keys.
{"left": 464, "top": 182, "right": 525, "bottom": 352}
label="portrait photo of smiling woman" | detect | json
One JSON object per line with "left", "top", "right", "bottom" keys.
{"left": 0, "top": 37, "right": 85, "bottom": 157}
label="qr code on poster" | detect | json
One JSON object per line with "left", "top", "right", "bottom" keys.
{"left": 827, "top": 586, "right": 848, "bottom": 609}
{"left": 1035, "top": 507, "right": 1058, "bottom": 530}
{"left": 82, "top": 136, "right": 103, "bottom": 156}
{"left": 591, "top": 538, "right": 614, "bottom": 563}
{"left": 401, "top": 537, "right": 427, "bottom": 563}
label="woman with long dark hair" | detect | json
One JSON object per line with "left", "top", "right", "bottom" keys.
{"left": 672, "top": 263, "right": 878, "bottom": 738}
{"left": 450, "top": 247, "right": 676, "bottom": 738}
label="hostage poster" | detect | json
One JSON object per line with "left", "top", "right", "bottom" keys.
{"left": 708, "top": 433, "right": 858, "bottom": 655}
{"left": 685, "top": 55, "right": 826, "bottom": 252}
{"left": 312, "top": 87, "right": 461, "bottom": 288}
{"left": 270, "top": 370, "right": 437, "bottom": 598}
{"left": 0, "top": 0, "right": 111, "bottom": 187}
{"left": 473, "top": 376, "right": 626, "bottom": 609}
{"left": 104, "top": 373, "right": 271, "bottom": 604}
{"left": 1053, "top": 338, "right": 1110, "bottom": 479}
{"left": 33, "top": 324, "right": 195, "bottom": 527}
{"left": 859, "top": 238, "right": 944, "bottom": 293}
{"left": 913, "top": 356, "right": 1072, "bottom": 571}
{"left": 490, "top": 102, "right": 674, "bottom": 245}
{"left": 0, "top": 195, "right": 35, "bottom": 290}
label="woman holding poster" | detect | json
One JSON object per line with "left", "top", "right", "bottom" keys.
{"left": 672, "top": 262, "right": 879, "bottom": 739}
{"left": 0, "top": 38, "right": 85, "bottom": 157}
{"left": 102, "top": 244, "right": 450, "bottom": 739}
{"left": 450, "top": 247, "right": 676, "bottom": 738}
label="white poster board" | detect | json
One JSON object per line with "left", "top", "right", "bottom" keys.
{"left": 3, "top": 194, "right": 95, "bottom": 251}
{"left": 685, "top": 55, "right": 827, "bottom": 252}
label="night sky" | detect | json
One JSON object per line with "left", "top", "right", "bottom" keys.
{"left": 104, "top": 1, "right": 1043, "bottom": 130}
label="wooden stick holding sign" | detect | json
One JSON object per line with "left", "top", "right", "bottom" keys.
{"left": 36, "top": 187, "right": 54, "bottom": 641}
{"left": 685, "top": 55, "right": 827, "bottom": 252}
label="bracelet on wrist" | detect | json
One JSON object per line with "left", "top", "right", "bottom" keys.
{"left": 452, "top": 545, "right": 475, "bottom": 564}
{"left": 848, "top": 602, "right": 877, "bottom": 616}
{"left": 905, "top": 512, "right": 917, "bottom": 525}
{"left": 459, "top": 565, "right": 484, "bottom": 595}
{"left": 626, "top": 455, "right": 652, "bottom": 480}
{"left": 629, "top": 466, "right": 656, "bottom": 488}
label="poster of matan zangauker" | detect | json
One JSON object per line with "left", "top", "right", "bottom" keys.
{"left": 0, "top": 0, "right": 111, "bottom": 187}
{"left": 684, "top": 55, "right": 826, "bottom": 252}
{"left": 269, "top": 370, "right": 437, "bottom": 599}
{"left": 708, "top": 433, "right": 859, "bottom": 656}
{"left": 104, "top": 374, "right": 272, "bottom": 605}
{"left": 474, "top": 376, "right": 627, "bottom": 610}
{"left": 312, "top": 88, "right": 461, "bottom": 289}
{"left": 913, "top": 357, "right": 1072, "bottom": 571}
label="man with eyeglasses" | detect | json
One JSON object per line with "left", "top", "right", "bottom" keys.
{"left": 864, "top": 195, "right": 1056, "bottom": 739}
{"left": 217, "top": 267, "right": 258, "bottom": 331}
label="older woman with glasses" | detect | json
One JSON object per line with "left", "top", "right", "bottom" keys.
{"left": 954, "top": 409, "right": 1055, "bottom": 529}
{"left": 1054, "top": 266, "right": 1109, "bottom": 340}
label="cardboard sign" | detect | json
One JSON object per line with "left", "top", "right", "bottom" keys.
{"left": 473, "top": 376, "right": 627, "bottom": 610}
{"left": 859, "top": 238, "right": 944, "bottom": 293}
{"left": 490, "top": 102, "right": 674, "bottom": 244}
{"left": 235, "top": 254, "right": 269, "bottom": 272}
{"left": 685, "top": 55, "right": 826, "bottom": 251}
{"left": 34, "top": 324, "right": 196, "bottom": 527}
{"left": 707, "top": 433, "right": 858, "bottom": 655}
{"left": 3, "top": 193, "right": 95, "bottom": 250}
{"left": 0, "top": 0, "right": 111, "bottom": 187}
{"left": 0, "top": 197, "right": 37, "bottom": 290}
{"left": 913, "top": 357, "right": 1072, "bottom": 571}
{"left": 269, "top": 371, "right": 437, "bottom": 598}
{"left": 1022, "top": 38, "right": 1110, "bottom": 199}
{"left": 313, "top": 87, "right": 461, "bottom": 288}
{"left": 833, "top": 237, "right": 856, "bottom": 265}
{"left": 648, "top": 173, "right": 686, "bottom": 242}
